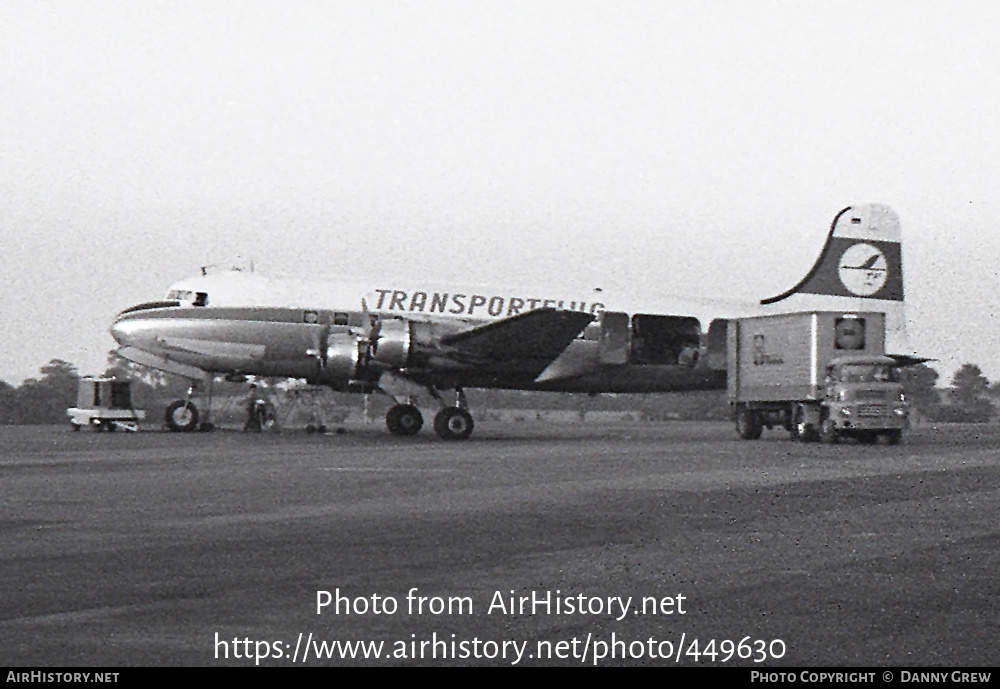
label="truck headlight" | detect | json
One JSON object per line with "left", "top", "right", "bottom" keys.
{"left": 839, "top": 407, "right": 852, "bottom": 417}
{"left": 894, "top": 407, "right": 907, "bottom": 417}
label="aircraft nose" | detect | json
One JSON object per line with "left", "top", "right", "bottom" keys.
{"left": 111, "top": 313, "right": 155, "bottom": 348}
{"left": 110, "top": 316, "right": 133, "bottom": 347}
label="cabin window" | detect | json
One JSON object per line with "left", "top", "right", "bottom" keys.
{"left": 193, "top": 292, "right": 208, "bottom": 306}
{"left": 333, "top": 312, "right": 350, "bottom": 326}
{"left": 303, "top": 310, "right": 320, "bottom": 324}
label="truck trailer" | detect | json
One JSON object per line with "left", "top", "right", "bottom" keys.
{"left": 728, "top": 311, "right": 908, "bottom": 444}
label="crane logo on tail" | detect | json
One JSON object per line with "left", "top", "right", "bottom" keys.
{"left": 838, "top": 243, "right": 888, "bottom": 296}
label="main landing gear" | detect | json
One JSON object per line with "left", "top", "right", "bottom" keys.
{"left": 384, "top": 387, "right": 475, "bottom": 440}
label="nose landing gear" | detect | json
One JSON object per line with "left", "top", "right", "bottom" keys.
{"left": 164, "top": 382, "right": 216, "bottom": 432}
{"left": 165, "top": 399, "right": 199, "bottom": 432}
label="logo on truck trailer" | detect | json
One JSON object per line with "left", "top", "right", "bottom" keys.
{"left": 751, "top": 334, "right": 785, "bottom": 366}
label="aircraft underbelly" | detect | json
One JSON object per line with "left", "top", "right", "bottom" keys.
{"left": 531, "top": 364, "right": 726, "bottom": 394}
{"left": 416, "top": 362, "right": 724, "bottom": 394}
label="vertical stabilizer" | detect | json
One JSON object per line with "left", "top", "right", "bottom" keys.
{"left": 761, "top": 204, "right": 902, "bottom": 304}
{"left": 760, "top": 204, "right": 915, "bottom": 359}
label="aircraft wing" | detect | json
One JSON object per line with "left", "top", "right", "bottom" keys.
{"left": 888, "top": 354, "right": 935, "bottom": 367}
{"left": 437, "top": 308, "right": 594, "bottom": 367}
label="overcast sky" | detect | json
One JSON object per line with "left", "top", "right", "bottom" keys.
{"left": 2, "top": 1, "right": 998, "bottom": 387}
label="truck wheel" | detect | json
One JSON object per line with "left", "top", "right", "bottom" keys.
{"left": 819, "top": 417, "right": 839, "bottom": 444}
{"left": 165, "top": 400, "right": 199, "bottom": 432}
{"left": 795, "top": 409, "right": 818, "bottom": 443}
{"left": 736, "top": 407, "right": 762, "bottom": 440}
{"left": 880, "top": 430, "right": 902, "bottom": 446}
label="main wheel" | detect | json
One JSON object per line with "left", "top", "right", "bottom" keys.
{"left": 165, "top": 400, "right": 199, "bottom": 432}
{"left": 434, "top": 407, "right": 474, "bottom": 440}
{"left": 736, "top": 407, "right": 762, "bottom": 440}
{"left": 819, "top": 417, "right": 839, "bottom": 444}
{"left": 386, "top": 404, "right": 423, "bottom": 436}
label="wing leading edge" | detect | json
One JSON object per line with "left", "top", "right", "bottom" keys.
{"left": 436, "top": 307, "right": 594, "bottom": 376}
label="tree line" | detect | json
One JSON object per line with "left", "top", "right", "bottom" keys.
{"left": 0, "top": 356, "right": 997, "bottom": 425}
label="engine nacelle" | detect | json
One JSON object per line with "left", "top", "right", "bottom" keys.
{"left": 321, "top": 332, "right": 367, "bottom": 384}
{"left": 313, "top": 320, "right": 413, "bottom": 387}
{"left": 371, "top": 318, "right": 411, "bottom": 369}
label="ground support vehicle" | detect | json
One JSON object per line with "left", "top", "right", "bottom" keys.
{"left": 67, "top": 377, "right": 146, "bottom": 432}
{"left": 728, "top": 312, "right": 908, "bottom": 444}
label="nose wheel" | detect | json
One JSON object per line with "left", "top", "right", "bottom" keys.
{"left": 164, "top": 381, "right": 216, "bottom": 432}
{"left": 165, "top": 399, "right": 199, "bottom": 432}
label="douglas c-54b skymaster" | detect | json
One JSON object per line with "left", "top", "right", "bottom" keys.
{"left": 110, "top": 203, "right": 916, "bottom": 440}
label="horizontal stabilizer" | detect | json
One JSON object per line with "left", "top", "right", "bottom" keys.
{"left": 888, "top": 354, "right": 935, "bottom": 367}
{"left": 439, "top": 308, "right": 594, "bottom": 364}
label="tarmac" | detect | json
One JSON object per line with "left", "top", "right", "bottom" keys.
{"left": 1, "top": 421, "right": 997, "bottom": 666}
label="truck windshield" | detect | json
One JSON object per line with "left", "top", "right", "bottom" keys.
{"left": 838, "top": 364, "right": 898, "bottom": 383}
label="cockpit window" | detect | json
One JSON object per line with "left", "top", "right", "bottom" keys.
{"left": 838, "top": 364, "right": 898, "bottom": 383}
{"left": 118, "top": 301, "right": 181, "bottom": 316}
{"left": 165, "top": 289, "right": 209, "bottom": 306}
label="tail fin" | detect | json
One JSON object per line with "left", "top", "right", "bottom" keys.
{"left": 761, "top": 203, "right": 918, "bottom": 360}
{"left": 761, "top": 204, "right": 902, "bottom": 304}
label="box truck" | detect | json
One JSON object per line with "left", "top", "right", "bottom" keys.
{"left": 728, "top": 312, "right": 908, "bottom": 444}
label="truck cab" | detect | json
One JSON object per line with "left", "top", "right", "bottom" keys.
{"left": 821, "top": 355, "right": 908, "bottom": 444}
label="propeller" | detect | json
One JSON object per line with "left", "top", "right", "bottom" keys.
{"left": 361, "top": 298, "right": 382, "bottom": 356}
{"left": 306, "top": 324, "right": 329, "bottom": 365}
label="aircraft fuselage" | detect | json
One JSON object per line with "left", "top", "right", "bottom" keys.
{"left": 111, "top": 303, "right": 726, "bottom": 394}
